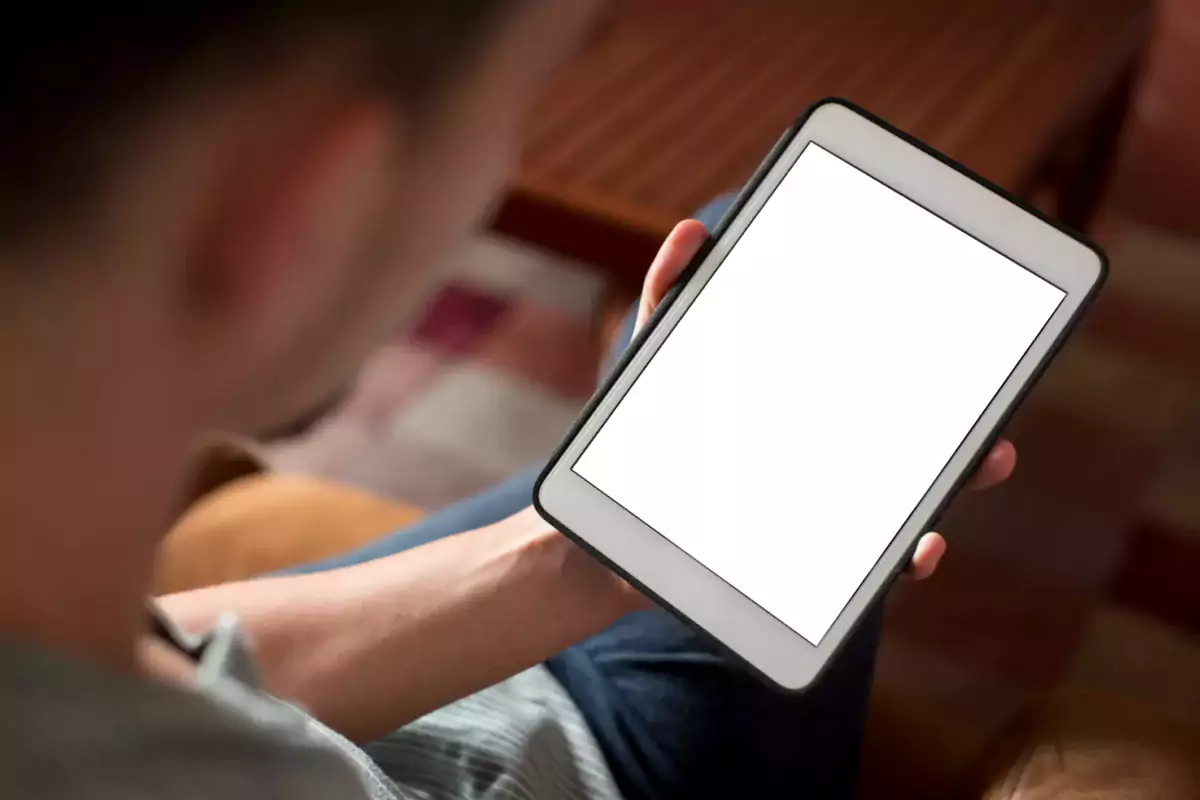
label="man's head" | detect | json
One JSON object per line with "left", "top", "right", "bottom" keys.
{"left": 1, "top": 2, "right": 601, "bottom": 438}
{"left": 0, "top": 1, "right": 606, "bottom": 666}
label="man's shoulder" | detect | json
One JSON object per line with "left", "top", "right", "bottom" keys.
{"left": 0, "top": 641, "right": 368, "bottom": 799}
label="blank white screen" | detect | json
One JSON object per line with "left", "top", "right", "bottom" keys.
{"left": 574, "top": 143, "right": 1064, "bottom": 645}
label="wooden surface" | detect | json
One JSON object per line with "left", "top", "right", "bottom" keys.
{"left": 493, "top": 0, "right": 1152, "bottom": 285}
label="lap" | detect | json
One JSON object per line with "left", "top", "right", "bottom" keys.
{"left": 284, "top": 465, "right": 545, "bottom": 575}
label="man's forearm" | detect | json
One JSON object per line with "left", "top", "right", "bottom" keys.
{"left": 158, "top": 509, "right": 634, "bottom": 742}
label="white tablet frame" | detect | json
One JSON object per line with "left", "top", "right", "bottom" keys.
{"left": 534, "top": 99, "right": 1106, "bottom": 691}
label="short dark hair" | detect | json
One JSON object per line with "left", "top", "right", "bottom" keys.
{"left": 0, "top": 3, "right": 515, "bottom": 251}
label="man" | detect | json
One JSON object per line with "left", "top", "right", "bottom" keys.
{"left": 0, "top": 3, "right": 1015, "bottom": 798}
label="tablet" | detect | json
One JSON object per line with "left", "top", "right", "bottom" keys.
{"left": 534, "top": 99, "right": 1106, "bottom": 691}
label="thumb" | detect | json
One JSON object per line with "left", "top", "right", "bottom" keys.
{"left": 636, "top": 219, "right": 709, "bottom": 332}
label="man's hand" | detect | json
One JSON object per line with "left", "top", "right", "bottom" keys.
{"left": 635, "top": 220, "right": 1018, "bottom": 581}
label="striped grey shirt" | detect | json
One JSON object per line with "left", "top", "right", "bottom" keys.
{"left": 0, "top": 611, "right": 623, "bottom": 799}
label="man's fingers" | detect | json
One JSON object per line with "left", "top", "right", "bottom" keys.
{"left": 909, "top": 532, "right": 946, "bottom": 581}
{"left": 907, "top": 442, "right": 1014, "bottom": 579}
{"left": 636, "top": 219, "right": 709, "bottom": 330}
{"left": 968, "top": 439, "right": 1017, "bottom": 490}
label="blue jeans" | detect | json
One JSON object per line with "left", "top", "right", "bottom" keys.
{"left": 297, "top": 197, "right": 883, "bottom": 800}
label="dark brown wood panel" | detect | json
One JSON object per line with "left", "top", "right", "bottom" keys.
{"left": 495, "top": 0, "right": 1152, "bottom": 286}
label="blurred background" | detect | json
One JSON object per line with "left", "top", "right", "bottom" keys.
{"left": 272, "top": 0, "right": 1199, "bottom": 761}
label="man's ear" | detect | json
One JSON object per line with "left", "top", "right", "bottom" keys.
{"left": 186, "top": 100, "right": 398, "bottom": 326}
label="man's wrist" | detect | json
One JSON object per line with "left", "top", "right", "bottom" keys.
{"left": 500, "top": 508, "right": 648, "bottom": 627}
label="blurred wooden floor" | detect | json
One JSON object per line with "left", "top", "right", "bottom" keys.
{"left": 494, "top": 0, "right": 1153, "bottom": 286}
